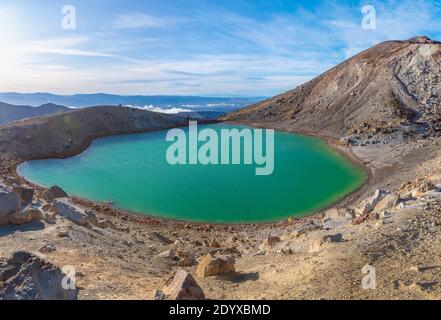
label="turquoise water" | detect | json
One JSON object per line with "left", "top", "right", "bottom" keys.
{"left": 18, "top": 124, "right": 365, "bottom": 223}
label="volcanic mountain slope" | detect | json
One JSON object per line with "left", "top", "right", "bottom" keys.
{"left": 0, "top": 102, "right": 69, "bottom": 125}
{"left": 0, "top": 106, "right": 188, "bottom": 160}
{"left": 224, "top": 36, "right": 441, "bottom": 144}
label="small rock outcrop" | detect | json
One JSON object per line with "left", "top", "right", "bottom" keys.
{"left": 324, "top": 208, "right": 345, "bottom": 220}
{"left": 374, "top": 193, "right": 401, "bottom": 213}
{"left": 154, "top": 270, "right": 205, "bottom": 300}
{"left": 356, "top": 189, "right": 389, "bottom": 215}
{"left": 39, "top": 243, "right": 57, "bottom": 254}
{"left": 7, "top": 206, "right": 43, "bottom": 225}
{"left": 53, "top": 198, "right": 92, "bottom": 226}
{"left": 309, "top": 234, "right": 343, "bottom": 253}
{"left": 42, "top": 186, "right": 68, "bottom": 203}
{"left": 0, "top": 251, "right": 78, "bottom": 300}
{"left": 157, "top": 249, "right": 176, "bottom": 259}
{"left": 0, "top": 186, "right": 20, "bottom": 224}
{"left": 196, "top": 254, "right": 236, "bottom": 278}
{"left": 12, "top": 187, "right": 34, "bottom": 205}
{"left": 262, "top": 236, "right": 281, "bottom": 250}
{"left": 0, "top": 186, "right": 43, "bottom": 226}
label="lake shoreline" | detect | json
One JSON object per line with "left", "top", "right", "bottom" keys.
{"left": 13, "top": 120, "right": 369, "bottom": 227}
{"left": 2, "top": 108, "right": 441, "bottom": 300}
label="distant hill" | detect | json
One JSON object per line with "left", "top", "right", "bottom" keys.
{"left": 0, "top": 93, "right": 265, "bottom": 111}
{"left": 0, "top": 106, "right": 189, "bottom": 160}
{"left": 0, "top": 102, "right": 70, "bottom": 125}
{"left": 176, "top": 111, "right": 227, "bottom": 120}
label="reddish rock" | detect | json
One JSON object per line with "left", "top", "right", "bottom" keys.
{"left": 155, "top": 270, "right": 205, "bottom": 300}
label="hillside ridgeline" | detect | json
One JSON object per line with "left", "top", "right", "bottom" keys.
{"left": 0, "top": 106, "right": 189, "bottom": 160}
{"left": 0, "top": 102, "right": 69, "bottom": 125}
{"left": 224, "top": 36, "right": 441, "bottom": 145}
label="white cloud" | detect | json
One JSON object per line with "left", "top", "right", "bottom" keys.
{"left": 2, "top": 0, "right": 441, "bottom": 96}
{"left": 127, "top": 105, "right": 192, "bottom": 114}
{"left": 112, "top": 13, "right": 171, "bottom": 29}
{"left": 326, "top": 0, "right": 441, "bottom": 58}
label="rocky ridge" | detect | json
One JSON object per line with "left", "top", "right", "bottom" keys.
{"left": 223, "top": 36, "right": 441, "bottom": 145}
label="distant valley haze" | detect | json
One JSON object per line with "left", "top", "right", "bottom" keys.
{"left": 0, "top": 92, "right": 264, "bottom": 124}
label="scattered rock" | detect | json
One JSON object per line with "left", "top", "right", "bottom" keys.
{"left": 85, "top": 209, "right": 98, "bottom": 226}
{"left": 42, "top": 186, "right": 68, "bottom": 203}
{"left": 177, "top": 251, "right": 197, "bottom": 267}
{"left": 57, "top": 231, "right": 70, "bottom": 238}
{"left": 407, "top": 179, "right": 438, "bottom": 198}
{"left": 209, "top": 240, "right": 221, "bottom": 248}
{"left": 352, "top": 212, "right": 380, "bottom": 225}
{"left": 97, "top": 219, "right": 114, "bottom": 229}
{"left": 374, "top": 193, "right": 401, "bottom": 212}
{"left": 308, "top": 234, "right": 343, "bottom": 253}
{"left": 43, "top": 212, "right": 57, "bottom": 224}
{"left": 227, "top": 235, "right": 239, "bottom": 243}
{"left": 375, "top": 220, "right": 384, "bottom": 228}
{"left": 153, "top": 289, "right": 166, "bottom": 300}
{"left": 0, "top": 251, "right": 78, "bottom": 300}
{"left": 158, "top": 249, "right": 176, "bottom": 259}
{"left": 0, "top": 187, "right": 20, "bottom": 225}
{"left": 309, "top": 238, "right": 324, "bottom": 253}
{"left": 179, "top": 256, "right": 197, "bottom": 267}
{"left": 262, "top": 236, "right": 281, "bottom": 250}
{"left": 39, "top": 243, "right": 56, "bottom": 254}
{"left": 410, "top": 266, "right": 421, "bottom": 273}
{"left": 418, "top": 180, "right": 437, "bottom": 194}
{"left": 379, "top": 211, "right": 391, "bottom": 219}
{"left": 12, "top": 186, "right": 34, "bottom": 205}
{"left": 154, "top": 270, "right": 205, "bottom": 300}
{"left": 41, "top": 203, "right": 54, "bottom": 212}
{"left": 324, "top": 208, "right": 345, "bottom": 220}
{"left": 281, "top": 230, "right": 300, "bottom": 241}
{"left": 196, "top": 254, "right": 236, "bottom": 278}
{"left": 150, "top": 232, "right": 173, "bottom": 245}
{"left": 277, "top": 248, "right": 294, "bottom": 255}
{"left": 345, "top": 208, "right": 356, "bottom": 219}
{"left": 53, "top": 198, "right": 91, "bottom": 226}
{"left": 8, "top": 206, "right": 43, "bottom": 225}
{"left": 356, "top": 189, "right": 389, "bottom": 215}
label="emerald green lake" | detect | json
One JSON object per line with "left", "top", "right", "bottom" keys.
{"left": 18, "top": 124, "right": 365, "bottom": 223}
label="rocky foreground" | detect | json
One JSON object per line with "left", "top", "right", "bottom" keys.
{"left": 1, "top": 123, "right": 441, "bottom": 299}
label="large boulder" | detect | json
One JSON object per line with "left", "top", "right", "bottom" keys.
{"left": 53, "top": 198, "right": 90, "bottom": 226}
{"left": 42, "top": 186, "right": 68, "bottom": 203}
{"left": 8, "top": 206, "right": 43, "bottom": 225}
{"left": 12, "top": 187, "right": 34, "bottom": 205}
{"left": 0, "top": 187, "right": 20, "bottom": 224}
{"left": 0, "top": 251, "right": 79, "bottom": 300}
{"left": 154, "top": 270, "right": 205, "bottom": 300}
{"left": 356, "top": 189, "right": 389, "bottom": 215}
{"left": 374, "top": 193, "right": 401, "bottom": 213}
{"left": 196, "top": 255, "right": 236, "bottom": 278}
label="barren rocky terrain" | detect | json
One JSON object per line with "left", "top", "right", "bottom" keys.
{"left": 1, "top": 37, "right": 441, "bottom": 300}
{"left": 224, "top": 36, "right": 441, "bottom": 145}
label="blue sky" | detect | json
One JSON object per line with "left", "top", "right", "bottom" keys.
{"left": 1, "top": 0, "right": 441, "bottom": 96}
